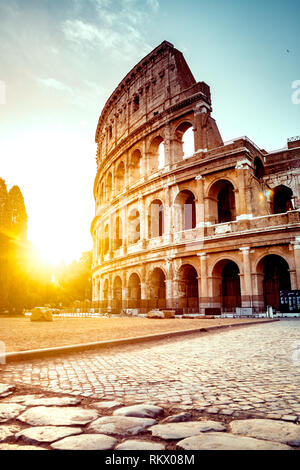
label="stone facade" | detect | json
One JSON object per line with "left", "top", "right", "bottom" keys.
{"left": 91, "top": 41, "right": 300, "bottom": 315}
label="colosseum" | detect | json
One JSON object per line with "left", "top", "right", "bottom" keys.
{"left": 91, "top": 40, "right": 300, "bottom": 316}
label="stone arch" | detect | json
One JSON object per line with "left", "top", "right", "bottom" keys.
{"left": 211, "top": 259, "right": 241, "bottom": 312}
{"left": 104, "top": 224, "right": 109, "bottom": 254}
{"left": 114, "top": 214, "right": 123, "bottom": 250}
{"left": 254, "top": 157, "right": 265, "bottom": 179}
{"left": 175, "top": 121, "right": 194, "bottom": 159}
{"left": 148, "top": 267, "right": 166, "bottom": 310}
{"left": 271, "top": 185, "right": 294, "bottom": 214}
{"left": 148, "top": 135, "right": 165, "bottom": 172}
{"left": 112, "top": 275, "right": 122, "bottom": 313}
{"left": 128, "top": 208, "right": 140, "bottom": 244}
{"left": 256, "top": 254, "right": 291, "bottom": 310}
{"left": 174, "top": 189, "right": 196, "bottom": 231}
{"left": 208, "top": 179, "right": 236, "bottom": 224}
{"left": 148, "top": 199, "right": 164, "bottom": 238}
{"left": 127, "top": 272, "right": 141, "bottom": 308}
{"left": 103, "top": 278, "right": 109, "bottom": 308}
{"left": 115, "top": 161, "right": 125, "bottom": 194}
{"left": 176, "top": 264, "right": 199, "bottom": 312}
{"left": 129, "top": 149, "right": 142, "bottom": 184}
{"left": 106, "top": 172, "right": 112, "bottom": 201}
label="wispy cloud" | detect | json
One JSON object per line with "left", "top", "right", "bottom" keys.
{"left": 62, "top": 0, "right": 158, "bottom": 61}
{"left": 37, "top": 77, "right": 73, "bottom": 94}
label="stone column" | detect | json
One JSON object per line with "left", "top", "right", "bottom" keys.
{"left": 164, "top": 184, "right": 173, "bottom": 244}
{"left": 165, "top": 257, "right": 175, "bottom": 309}
{"left": 240, "top": 247, "right": 253, "bottom": 312}
{"left": 293, "top": 238, "right": 300, "bottom": 289}
{"left": 140, "top": 264, "right": 147, "bottom": 311}
{"left": 139, "top": 195, "right": 146, "bottom": 247}
{"left": 141, "top": 139, "right": 147, "bottom": 179}
{"left": 195, "top": 175, "right": 205, "bottom": 238}
{"left": 109, "top": 213, "right": 114, "bottom": 258}
{"left": 198, "top": 253, "right": 209, "bottom": 313}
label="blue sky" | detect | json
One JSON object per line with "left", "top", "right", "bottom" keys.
{"left": 0, "top": 0, "right": 299, "bottom": 263}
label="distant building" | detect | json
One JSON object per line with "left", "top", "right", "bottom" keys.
{"left": 91, "top": 41, "right": 300, "bottom": 315}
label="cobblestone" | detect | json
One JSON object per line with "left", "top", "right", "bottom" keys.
{"left": 0, "top": 320, "right": 299, "bottom": 419}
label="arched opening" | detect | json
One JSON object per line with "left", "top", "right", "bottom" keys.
{"left": 103, "top": 279, "right": 109, "bottom": 309}
{"left": 149, "top": 199, "right": 164, "bottom": 238}
{"left": 104, "top": 224, "right": 109, "bottom": 254}
{"left": 129, "top": 149, "right": 141, "bottom": 184}
{"left": 254, "top": 157, "right": 265, "bottom": 179}
{"left": 106, "top": 172, "right": 112, "bottom": 200}
{"left": 208, "top": 180, "right": 236, "bottom": 224}
{"left": 212, "top": 260, "right": 241, "bottom": 312}
{"left": 114, "top": 216, "right": 123, "bottom": 250}
{"left": 128, "top": 209, "right": 140, "bottom": 244}
{"left": 175, "top": 122, "right": 194, "bottom": 159}
{"left": 177, "top": 265, "right": 199, "bottom": 313}
{"left": 128, "top": 273, "right": 141, "bottom": 309}
{"left": 112, "top": 276, "right": 122, "bottom": 313}
{"left": 258, "top": 255, "right": 291, "bottom": 310}
{"left": 149, "top": 136, "right": 164, "bottom": 172}
{"left": 174, "top": 190, "right": 196, "bottom": 231}
{"left": 272, "top": 185, "right": 294, "bottom": 214}
{"left": 149, "top": 267, "right": 166, "bottom": 309}
{"left": 115, "top": 161, "right": 125, "bottom": 194}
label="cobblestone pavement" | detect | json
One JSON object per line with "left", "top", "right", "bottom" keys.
{"left": 0, "top": 320, "right": 300, "bottom": 421}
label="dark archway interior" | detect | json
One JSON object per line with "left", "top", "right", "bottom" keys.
{"left": 222, "top": 261, "right": 241, "bottom": 310}
{"left": 273, "top": 186, "right": 293, "bottom": 214}
{"left": 262, "top": 255, "right": 291, "bottom": 309}
{"left": 217, "top": 182, "right": 235, "bottom": 223}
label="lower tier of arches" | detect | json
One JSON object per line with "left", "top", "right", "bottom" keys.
{"left": 92, "top": 251, "right": 299, "bottom": 315}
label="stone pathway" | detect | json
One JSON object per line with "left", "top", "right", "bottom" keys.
{"left": 0, "top": 320, "right": 299, "bottom": 449}
{"left": 0, "top": 387, "right": 299, "bottom": 450}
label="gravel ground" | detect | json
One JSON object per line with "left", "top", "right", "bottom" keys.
{"left": 0, "top": 317, "right": 271, "bottom": 352}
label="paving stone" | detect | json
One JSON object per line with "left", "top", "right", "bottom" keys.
{"left": 18, "top": 406, "right": 98, "bottom": 426}
{"left": 16, "top": 426, "right": 82, "bottom": 443}
{"left": 92, "top": 401, "right": 122, "bottom": 410}
{"left": 116, "top": 440, "right": 166, "bottom": 450}
{"left": 161, "top": 412, "right": 192, "bottom": 423}
{"left": 281, "top": 415, "right": 298, "bottom": 422}
{"left": 0, "top": 404, "right": 26, "bottom": 423}
{"left": 177, "top": 432, "right": 293, "bottom": 450}
{"left": 88, "top": 416, "right": 156, "bottom": 436}
{"left": 4, "top": 394, "right": 43, "bottom": 403}
{"left": 21, "top": 397, "right": 81, "bottom": 407}
{"left": 149, "top": 421, "right": 226, "bottom": 440}
{"left": 230, "top": 419, "right": 300, "bottom": 446}
{"left": 0, "top": 384, "right": 15, "bottom": 397}
{"left": 51, "top": 434, "right": 117, "bottom": 450}
{"left": 0, "top": 424, "right": 22, "bottom": 441}
{"left": 113, "top": 404, "right": 163, "bottom": 419}
{"left": 0, "top": 443, "right": 46, "bottom": 450}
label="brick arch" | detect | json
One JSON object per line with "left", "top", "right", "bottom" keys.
{"left": 175, "top": 259, "right": 200, "bottom": 278}
{"left": 255, "top": 250, "right": 292, "bottom": 273}
{"left": 209, "top": 255, "right": 243, "bottom": 277}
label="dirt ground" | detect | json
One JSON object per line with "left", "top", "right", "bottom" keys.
{"left": 0, "top": 316, "right": 273, "bottom": 353}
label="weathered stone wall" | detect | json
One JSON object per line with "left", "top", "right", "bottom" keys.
{"left": 91, "top": 41, "right": 300, "bottom": 315}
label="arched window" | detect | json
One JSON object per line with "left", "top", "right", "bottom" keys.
{"left": 104, "top": 224, "right": 109, "bottom": 254}
{"left": 129, "top": 150, "right": 141, "bottom": 184}
{"left": 106, "top": 172, "right": 112, "bottom": 201}
{"left": 149, "top": 200, "right": 164, "bottom": 237}
{"left": 257, "top": 255, "right": 291, "bottom": 309}
{"left": 208, "top": 180, "right": 236, "bottom": 224}
{"left": 128, "top": 209, "right": 140, "bottom": 244}
{"left": 149, "top": 136, "right": 164, "bottom": 172}
{"left": 128, "top": 273, "right": 141, "bottom": 308}
{"left": 212, "top": 260, "right": 241, "bottom": 312}
{"left": 175, "top": 122, "right": 194, "bottom": 159}
{"left": 254, "top": 157, "right": 265, "bottom": 179}
{"left": 272, "top": 185, "right": 294, "bottom": 214}
{"left": 174, "top": 190, "right": 196, "bottom": 231}
{"left": 114, "top": 216, "right": 123, "bottom": 250}
{"left": 115, "top": 161, "right": 125, "bottom": 194}
{"left": 149, "top": 268, "right": 166, "bottom": 310}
